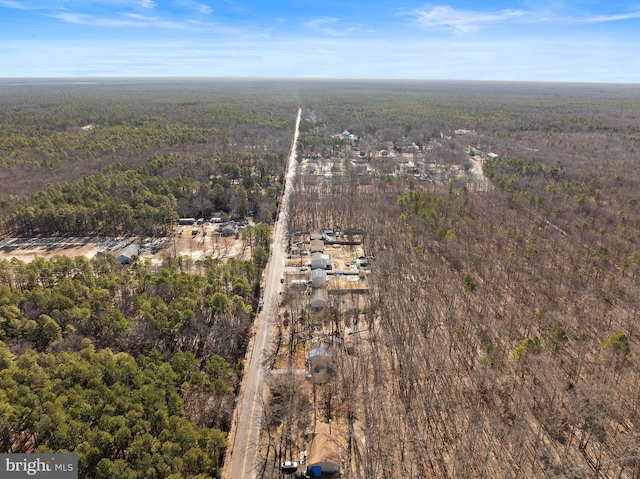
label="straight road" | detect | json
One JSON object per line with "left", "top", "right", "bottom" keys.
{"left": 225, "top": 108, "right": 301, "bottom": 479}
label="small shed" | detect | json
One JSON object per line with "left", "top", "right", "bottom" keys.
{"left": 310, "top": 239, "right": 324, "bottom": 254}
{"left": 356, "top": 257, "right": 368, "bottom": 268}
{"left": 310, "top": 288, "right": 329, "bottom": 312}
{"left": 307, "top": 423, "right": 340, "bottom": 476}
{"left": 117, "top": 244, "right": 139, "bottom": 264}
{"left": 311, "top": 268, "right": 327, "bottom": 288}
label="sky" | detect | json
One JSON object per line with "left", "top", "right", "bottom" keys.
{"left": 0, "top": 0, "right": 639, "bottom": 82}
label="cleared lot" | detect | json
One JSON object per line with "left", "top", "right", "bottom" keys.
{"left": 0, "top": 227, "right": 250, "bottom": 265}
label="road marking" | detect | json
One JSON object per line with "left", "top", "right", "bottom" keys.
{"left": 240, "top": 306, "right": 268, "bottom": 477}
{"left": 241, "top": 368, "right": 259, "bottom": 478}
{"left": 230, "top": 108, "right": 301, "bottom": 479}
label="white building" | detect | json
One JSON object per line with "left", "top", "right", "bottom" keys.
{"left": 310, "top": 288, "right": 329, "bottom": 311}
{"left": 311, "top": 268, "right": 328, "bottom": 288}
{"left": 311, "top": 252, "right": 332, "bottom": 270}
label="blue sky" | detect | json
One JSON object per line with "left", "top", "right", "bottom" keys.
{"left": 0, "top": 0, "right": 639, "bottom": 81}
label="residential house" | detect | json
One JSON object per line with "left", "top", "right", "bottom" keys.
{"left": 310, "top": 230, "right": 323, "bottom": 241}
{"left": 310, "top": 239, "right": 324, "bottom": 254}
{"left": 308, "top": 342, "right": 333, "bottom": 384}
{"left": 311, "top": 252, "right": 332, "bottom": 271}
{"left": 310, "top": 288, "right": 329, "bottom": 311}
{"left": 311, "top": 268, "right": 327, "bottom": 288}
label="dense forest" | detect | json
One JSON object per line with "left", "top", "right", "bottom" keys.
{"left": 5, "top": 153, "right": 285, "bottom": 237}
{"left": 0, "top": 252, "right": 267, "bottom": 477}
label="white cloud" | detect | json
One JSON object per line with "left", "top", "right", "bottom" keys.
{"left": 175, "top": 0, "right": 213, "bottom": 15}
{"left": 0, "top": 0, "right": 63, "bottom": 9}
{"left": 405, "top": 5, "right": 526, "bottom": 34}
{"left": 582, "top": 11, "right": 640, "bottom": 23}
{"left": 46, "top": 2, "right": 242, "bottom": 31}
{"left": 0, "top": 0, "right": 30, "bottom": 9}
{"left": 303, "top": 17, "right": 363, "bottom": 37}
{"left": 303, "top": 17, "right": 344, "bottom": 37}
{"left": 17, "top": 0, "right": 133, "bottom": 6}
{"left": 403, "top": 4, "right": 640, "bottom": 34}
{"left": 0, "top": 0, "right": 157, "bottom": 10}
{"left": 50, "top": 12, "right": 183, "bottom": 28}
{"left": 221, "top": 0, "right": 246, "bottom": 14}
{"left": 197, "top": 3, "right": 213, "bottom": 15}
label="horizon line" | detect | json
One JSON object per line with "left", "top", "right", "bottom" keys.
{"left": 1, "top": 76, "right": 639, "bottom": 86}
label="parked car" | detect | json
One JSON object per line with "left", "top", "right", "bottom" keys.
{"left": 257, "top": 301, "right": 264, "bottom": 312}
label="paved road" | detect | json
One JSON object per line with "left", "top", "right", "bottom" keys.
{"left": 225, "top": 108, "right": 301, "bottom": 479}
